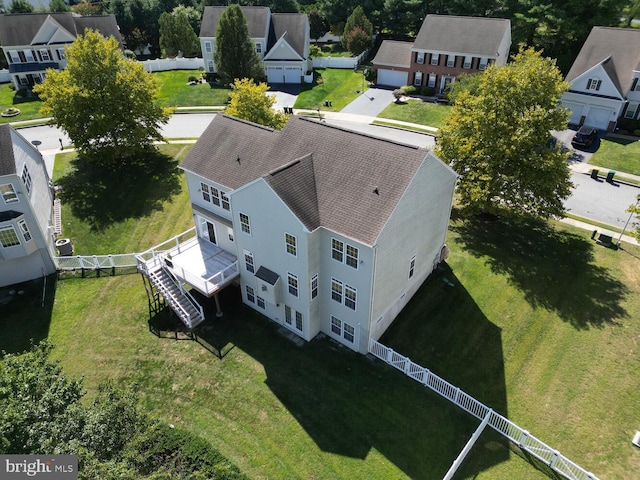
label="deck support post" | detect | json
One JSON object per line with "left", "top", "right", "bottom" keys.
{"left": 214, "top": 293, "right": 223, "bottom": 317}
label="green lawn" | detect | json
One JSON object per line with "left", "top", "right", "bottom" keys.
{"left": 317, "top": 43, "right": 352, "bottom": 58}
{"left": 589, "top": 136, "right": 640, "bottom": 176}
{"left": 1, "top": 145, "right": 639, "bottom": 479}
{"left": 377, "top": 99, "right": 452, "bottom": 129}
{"left": 153, "top": 70, "right": 230, "bottom": 108}
{"left": 295, "top": 68, "right": 366, "bottom": 111}
{"left": 0, "top": 83, "right": 45, "bottom": 124}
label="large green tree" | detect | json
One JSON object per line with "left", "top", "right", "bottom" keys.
{"left": 159, "top": 8, "right": 199, "bottom": 57}
{"left": 436, "top": 47, "right": 572, "bottom": 219}
{"left": 214, "top": 4, "right": 263, "bottom": 85}
{"left": 7, "top": 0, "right": 33, "bottom": 13}
{"left": 34, "top": 29, "right": 171, "bottom": 164}
{"left": 225, "top": 78, "right": 288, "bottom": 129}
{"left": 342, "top": 5, "right": 373, "bottom": 50}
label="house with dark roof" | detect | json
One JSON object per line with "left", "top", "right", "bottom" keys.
{"left": 140, "top": 115, "right": 456, "bottom": 352}
{"left": 0, "top": 125, "right": 57, "bottom": 288}
{"left": 560, "top": 27, "right": 640, "bottom": 132}
{"left": 199, "top": 6, "right": 310, "bottom": 84}
{"left": 372, "top": 15, "right": 511, "bottom": 91}
{"left": 0, "top": 13, "right": 122, "bottom": 90}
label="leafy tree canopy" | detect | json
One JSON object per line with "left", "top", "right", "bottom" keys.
{"left": 34, "top": 29, "right": 172, "bottom": 164}
{"left": 344, "top": 25, "right": 372, "bottom": 55}
{"left": 436, "top": 47, "right": 573, "bottom": 219}
{"left": 7, "top": 0, "right": 33, "bottom": 13}
{"left": 225, "top": 78, "right": 288, "bottom": 130}
{"left": 159, "top": 9, "right": 199, "bottom": 57}
{"left": 213, "top": 4, "right": 264, "bottom": 85}
{"left": 48, "top": 0, "right": 69, "bottom": 12}
{"left": 307, "top": 6, "right": 329, "bottom": 41}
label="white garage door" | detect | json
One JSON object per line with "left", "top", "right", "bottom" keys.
{"left": 377, "top": 69, "right": 408, "bottom": 87}
{"left": 585, "top": 107, "right": 613, "bottom": 130}
{"left": 284, "top": 67, "right": 302, "bottom": 84}
{"left": 562, "top": 101, "right": 583, "bottom": 126}
{"left": 267, "top": 67, "right": 283, "bottom": 83}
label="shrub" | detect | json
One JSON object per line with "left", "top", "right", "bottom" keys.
{"left": 401, "top": 85, "right": 417, "bottom": 95}
{"left": 124, "top": 49, "right": 136, "bottom": 59}
{"left": 309, "top": 44, "right": 321, "bottom": 58}
{"left": 392, "top": 89, "right": 404, "bottom": 102}
{"left": 421, "top": 86, "right": 435, "bottom": 96}
{"left": 8, "top": 83, "right": 16, "bottom": 91}
{"left": 634, "top": 129, "right": 640, "bottom": 137}
{"left": 188, "top": 75, "right": 198, "bottom": 83}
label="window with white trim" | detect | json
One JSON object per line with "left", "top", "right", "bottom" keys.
{"left": 295, "top": 311, "right": 303, "bottom": 331}
{"left": 635, "top": 78, "right": 640, "bottom": 91}
{"left": 416, "top": 52, "right": 425, "bottom": 64}
{"left": 288, "top": 273, "right": 298, "bottom": 297}
{"left": 208, "top": 60, "right": 214, "bottom": 72}
{"left": 8, "top": 50, "right": 19, "bottom": 63}
{"left": 343, "top": 323, "right": 355, "bottom": 343}
{"left": 479, "top": 58, "right": 488, "bottom": 70}
{"left": 56, "top": 48, "right": 65, "bottom": 61}
{"left": 310, "top": 274, "right": 318, "bottom": 299}
{"left": 0, "top": 184, "right": 18, "bottom": 204}
{"left": 18, "top": 219, "right": 31, "bottom": 242}
{"left": 285, "top": 306, "right": 303, "bottom": 332}
{"left": 211, "top": 187, "right": 220, "bottom": 206}
{"left": 201, "top": 182, "right": 211, "bottom": 202}
{"left": 331, "top": 278, "right": 342, "bottom": 303}
{"left": 330, "top": 316, "right": 355, "bottom": 344}
{"left": 344, "top": 285, "right": 356, "bottom": 311}
{"left": 414, "top": 71, "right": 423, "bottom": 86}
{"left": 204, "top": 41, "right": 212, "bottom": 53}
{"left": 332, "top": 238, "right": 343, "bottom": 262}
{"left": 25, "top": 50, "right": 35, "bottom": 62}
{"left": 0, "top": 225, "right": 20, "bottom": 248}
{"left": 255, "top": 43, "right": 262, "bottom": 54}
{"left": 39, "top": 49, "right": 51, "bottom": 61}
{"left": 21, "top": 163, "right": 31, "bottom": 193}
{"left": 246, "top": 285, "right": 255, "bottom": 303}
{"left": 409, "top": 255, "right": 416, "bottom": 279}
{"left": 587, "top": 78, "right": 601, "bottom": 91}
{"left": 428, "top": 74, "right": 436, "bottom": 88}
{"left": 257, "top": 296, "right": 265, "bottom": 309}
{"left": 244, "top": 250, "right": 255, "bottom": 273}
{"left": 331, "top": 315, "right": 341, "bottom": 335}
{"left": 285, "top": 305, "right": 292, "bottom": 324}
{"left": 332, "top": 238, "right": 358, "bottom": 269}
{"left": 239, "top": 213, "right": 251, "bottom": 234}
{"left": 624, "top": 102, "right": 639, "bottom": 119}
{"left": 221, "top": 191, "right": 230, "bottom": 210}
{"left": 346, "top": 245, "right": 358, "bottom": 268}
{"left": 446, "top": 55, "right": 455, "bottom": 67}
{"left": 430, "top": 53, "right": 439, "bottom": 65}
{"left": 285, "top": 233, "right": 296, "bottom": 256}
{"left": 463, "top": 56, "right": 472, "bottom": 69}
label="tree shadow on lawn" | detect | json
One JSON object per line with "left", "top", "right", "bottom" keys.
{"left": 188, "top": 286, "right": 508, "bottom": 479}
{"left": 56, "top": 149, "right": 181, "bottom": 231}
{"left": 450, "top": 215, "right": 629, "bottom": 330}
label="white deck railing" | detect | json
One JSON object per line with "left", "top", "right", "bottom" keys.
{"left": 136, "top": 227, "right": 198, "bottom": 268}
{"left": 169, "top": 260, "right": 239, "bottom": 296}
{"left": 55, "top": 254, "right": 138, "bottom": 271}
{"left": 368, "top": 339, "right": 599, "bottom": 480}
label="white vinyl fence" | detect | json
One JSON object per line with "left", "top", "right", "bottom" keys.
{"left": 141, "top": 57, "right": 205, "bottom": 72}
{"left": 312, "top": 50, "right": 367, "bottom": 69}
{"left": 55, "top": 254, "right": 138, "bottom": 276}
{"left": 368, "top": 340, "right": 599, "bottom": 480}
{"left": 0, "top": 69, "right": 10, "bottom": 83}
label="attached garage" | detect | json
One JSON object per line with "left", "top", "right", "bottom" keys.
{"left": 376, "top": 69, "right": 408, "bottom": 88}
{"left": 562, "top": 101, "right": 584, "bottom": 126}
{"left": 584, "top": 106, "right": 614, "bottom": 130}
{"left": 284, "top": 67, "right": 302, "bottom": 83}
{"left": 267, "top": 67, "right": 284, "bottom": 83}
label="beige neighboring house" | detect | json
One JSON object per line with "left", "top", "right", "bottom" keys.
{"left": 373, "top": 15, "right": 511, "bottom": 91}
{"left": 0, "top": 12, "right": 122, "bottom": 90}
{"left": 136, "top": 115, "right": 457, "bottom": 352}
{"left": 561, "top": 27, "right": 640, "bottom": 131}
{"left": 199, "top": 6, "right": 311, "bottom": 84}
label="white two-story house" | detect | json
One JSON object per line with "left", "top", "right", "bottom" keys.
{"left": 157, "top": 115, "right": 457, "bottom": 353}
{"left": 0, "top": 125, "right": 57, "bottom": 288}
{"left": 199, "top": 6, "right": 311, "bottom": 84}
{"left": 561, "top": 26, "right": 640, "bottom": 131}
{"left": 0, "top": 13, "right": 121, "bottom": 90}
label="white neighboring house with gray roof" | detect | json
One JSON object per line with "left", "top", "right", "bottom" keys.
{"left": 0, "top": 125, "right": 57, "bottom": 288}
{"left": 166, "top": 114, "right": 457, "bottom": 353}
{"left": 560, "top": 27, "right": 640, "bottom": 132}
{"left": 199, "top": 6, "right": 310, "bottom": 84}
{"left": 0, "top": 13, "right": 122, "bottom": 90}
{"left": 373, "top": 15, "right": 510, "bottom": 90}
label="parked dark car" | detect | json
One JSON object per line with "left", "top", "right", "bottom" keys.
{"left": 571, "top": 126, "right": 598, "bottom": 148}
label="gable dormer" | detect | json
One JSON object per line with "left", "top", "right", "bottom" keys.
{"left": 263, "top": 34, "right": 304, "bottom": 62}
{"left": 570, "top": 61, "right": 623, "bottom": 100}
{"left": 31, "top": 15, "right": 75, "bottom": 46}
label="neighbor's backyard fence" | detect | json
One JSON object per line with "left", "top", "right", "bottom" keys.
{"left": 368, "top": 340, "right": 599, "bottom": 480}
{"left": 140, "top": 57, "right": 205, "bottom": 72}
{"left": 55, "top": 254, "right": 138, "bottom": 277}
{"left": 312, "top": 50, "right": 367, "bottom": 69}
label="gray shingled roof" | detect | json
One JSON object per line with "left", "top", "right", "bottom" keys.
{"left": 413, "top": 15, "right": 510, "bottom": 56}
{"left": 0, "top": 124, "right": 17, "bottom": 177}
{"left": 0, "top": 13, "right": 121, "bottom": 47}
{"left": 180, "top": 115, "right": 431, "bottom": 245}
{"left": 565, "top": 27, "right": 640, "bottom": 96}
{"left": 200, "top": 6, "right": 270, "bottom": 38}
{"left": 270, "top": 13, "right": 307, "bottom": 58}
{"left": 372, "top": 40, "right": 412, "bottom": 67}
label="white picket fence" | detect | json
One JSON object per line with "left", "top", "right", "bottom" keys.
{"left": 368, "top": 340, "right": 599, "bottom": 480}
{"left": 141, "top": 57, "right": 205, "bottom": 72}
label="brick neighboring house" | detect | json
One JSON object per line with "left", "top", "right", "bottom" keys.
{"left": 138, "top": 115, "right": 457, "bottom": 352}
{"left": 199, "top": 6, "right": 311, "bottom": 84}
{"left": 372, "top": 15, "right": 511, "bottom": 91}
{"left": 0, "top": 125, "right": 57, "bottom": 288}
{"left": 561, "top": 27, "right": 640, "bottom": 132}
{"left": 0, "top": 13, "right": 122, "bottom": 90}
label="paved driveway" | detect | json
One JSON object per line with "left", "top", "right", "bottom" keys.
{"left": 339, "top": 87, "right": 396, "bottom": 116}
{"left": 267, "top": 83, "right": 301, "bottom": 110}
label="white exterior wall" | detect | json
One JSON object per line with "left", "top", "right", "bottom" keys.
{"left": 369, "top": 152, "right": 456, "bottom": 342}
{"left": 626, "top": 72, "right": 640, "bottom": 103}
{"left": 200, "top": 37, "right": 215, "bottom": 72}
{"left": 231, "top": 179, "right": 316, "bottom": 341}
{"left": 184, "top": 171, "right": 233, "bottom": 223}
{"left": 316, "top": 228, "right": 373, "bottom": 353}
{"left": 495, "top": 27, "right": 511, "bottom": 66}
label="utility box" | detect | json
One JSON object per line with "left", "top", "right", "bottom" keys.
{"left": 55, "top": 238, "right": 73, "bottom": 256}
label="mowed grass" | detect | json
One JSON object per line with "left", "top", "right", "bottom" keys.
{"left": 153, "top": 70, "right": 230, "bottom": 108}
{"left": 589, "top": 136, "right": 640, "bottom": 176}
{"left": 295, "top": 68, "right": 366, "bottom": 111}
{"left": 2, "top": 143, "right": 639, "bottom": 478}
{"left": 377, "top": 99, "right": 452, "bottom": 129}
{"left": 0, "top": 83, "right": 45, "bottom": 124}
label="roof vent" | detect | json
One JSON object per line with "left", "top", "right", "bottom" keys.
{"left": 237, "top": 156, "right": 241, "bottom": 164}
{"left": 373, "top": 186, "right": 379, "bottom": 195}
